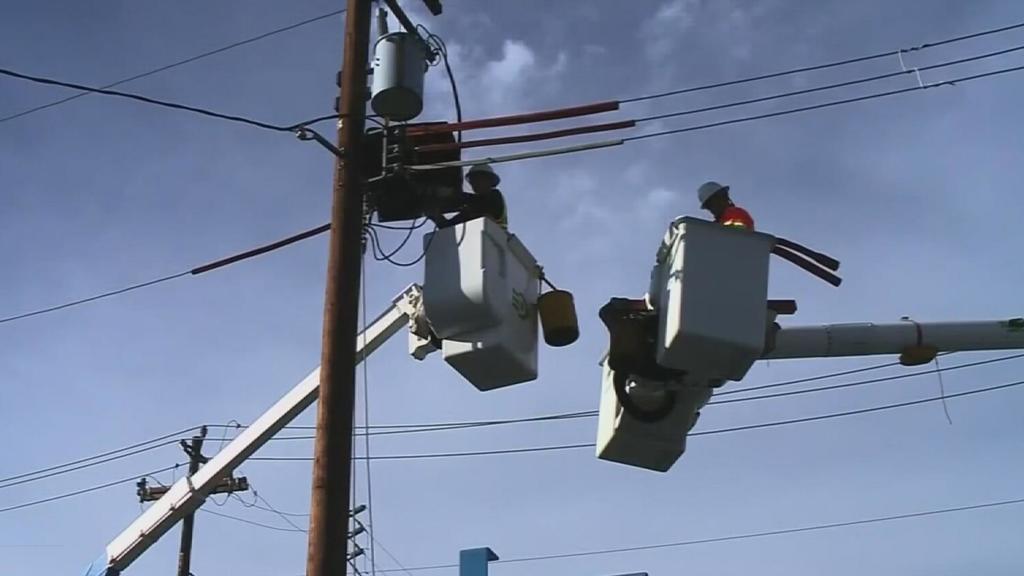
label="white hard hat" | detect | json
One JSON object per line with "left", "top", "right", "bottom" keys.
{"left": 466, "top": 163, "right": 500, "bottom": 187}
{"left": 697, "top": 181, "right": 729, "bottom": 207}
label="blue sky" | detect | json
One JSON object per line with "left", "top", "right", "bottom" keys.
{"left": 2, "top": 1, "right": 1024, "bottom": 575}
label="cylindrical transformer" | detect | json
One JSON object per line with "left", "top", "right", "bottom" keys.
{"left": 371, "top": 32, "right": 428, "bottom": 122}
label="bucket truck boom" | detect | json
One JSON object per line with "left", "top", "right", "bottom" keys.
{"left": 84, "top": 285, "right": 426, "bottom": 576}
{"left": 597, "top": 217, "right": 1024, "bottom": 473}
{"left": 84, "top": 218, "right": 559, "bottom": 575}
{"left": 765, "top": 319, "right": 1024, "bottom": 361}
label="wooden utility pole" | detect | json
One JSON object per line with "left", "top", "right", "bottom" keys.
{"left": 306, "top": 1, "right": 372, "bottom": 575}
{"left": 177, "top": 428, "right": 207, "bottom": 576}
{"left": 134, "top": 429, "right": 248, "bottom": 576}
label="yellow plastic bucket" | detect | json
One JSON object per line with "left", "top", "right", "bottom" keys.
{"left": 538, "top": 289, "right": 580, "bottom": 347}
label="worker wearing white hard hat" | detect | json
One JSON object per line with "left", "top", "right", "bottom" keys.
{"left": 644, "top": 180, "right": 754, "bottom": 312}
{"left": 697, "top": 181, "right": 754, "bottom": 230}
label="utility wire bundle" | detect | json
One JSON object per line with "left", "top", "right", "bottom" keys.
{"left": 5, "top": 352, "right": 1022, "bottom": 514}
{"left": 3, "top": 19, "right": 1024, "bottom": 324}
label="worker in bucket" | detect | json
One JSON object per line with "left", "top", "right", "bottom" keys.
{"left": 698, "top": 181, "right": 754, "bottom": 230}
{"left": 644, "top": 180, "right": 754, "bottom": 311}
{"left": 431, "top": 163, "right": 508, "bottom": 230}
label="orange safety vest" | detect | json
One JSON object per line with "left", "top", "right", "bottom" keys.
{"left": 717, "top": 206, "right": 754, "bottom": 230}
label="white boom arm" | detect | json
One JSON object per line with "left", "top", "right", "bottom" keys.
{"left": 84, "top": 285, "right": 424, "bottom": 576}
{"left": 764, "top": 318, "right": 1024, "bottom": 359}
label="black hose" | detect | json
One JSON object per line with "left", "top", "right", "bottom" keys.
{"left": 775, "top": 237, "right": 840, "bottom": 271}
{"left": 772, "top": 245, "right": 843, "bottom": 287}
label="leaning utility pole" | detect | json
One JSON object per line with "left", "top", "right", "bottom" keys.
{"left": 177, "top": 428, "right": 207, "bottom": 576}
{"left": 134, "top": 426, "right": 252, "bottom": 576}
{"left": 306, "top": 1, "right": 373, "bottom": 576}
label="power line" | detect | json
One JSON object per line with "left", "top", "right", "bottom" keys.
{"left": 707, "top": 352, "right": 1024, "bottom": 405}
{"left": 254, "top": 493, "right": 308, "bottom": 533}
{"left": 3, "top": 17, "right": 1019, "bottom": 139}
{"left": 633, "top": 43, "right": 1024, "bottom": 124}
{"left": 250, "top": 443, "right": 594, "bottom": 462}
{"left": 0, "top": 9, "right": 346, "bottom": 125}
{"left": 0, "top": 222, "right": 329, "bottom": 326}
{"left": 693, "top": 378, "right": 1024, "bottom": 437}
{"left": 249, "top": 378, "right": 1024, "bottom": 462}
{"left": 0, "top": 465, "right": 179, "bottom": 514}
{"left": 263, "top": 353, "right": 1024, "bottom": 441}
{"left": 0, "top": 426, "right": 198, "bottom": 486}
{"left": 719, "top": 359, "right": 906, "bottom": 396}
{"left": 13, "top": 353, "right": 1005, "bottom": 490}
{"left": 247, "top": 501, "right": 309, "bottom": 518}
{"left": 379, "top": 496, "right": 1024, "bottom": 572}
{"left": 372, "top": 536, "right": 417, "bottom": 576}
{"left": 0, "top": 439, "right": 180, "bottom": 490}
{"left": 7, "top": 379, "right": 1019, "bottom": 515}
{"left": 360, "top": 256, "right": 379, "bottom": 576}
{"left": 0, "top": 66, "right": 304, "bottom": 132}
{"left": 624, "top": 63, "right": 1024, "bottom": 143}
{"left": 411, "top": 62, "right": 1024, "bottom": 171}
{"left": 265, "top": 408, "right": 598, "bottom": 434}
{"left": 201, "top": 508, "right": 305, "bottom": 533}
{"left": 620, "top": 19, "right": 1024, "bottom": 104}
{"left": 0, "top": 272, "right": 189, "bottom": 325}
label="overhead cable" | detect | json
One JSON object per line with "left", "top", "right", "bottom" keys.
{"left": 250, "top": 378, "right": 1024, "bottom": 461}
{"left": 412, "top": 40, "right": 1024, "bottom": 154}
{"left": 0, "top": 426, "right": 198, "bottom": 486}
{"left": 264, "top": 352, "right": 1024, "bottom": 441}
{"left": 0, "top": 439, "right": 180, "bottom": 490}
{"left": 620, "top": 18, "right": 1024, "bottom": 103}
{"left": 707, "top": 352, "right": 1024, "bottom": 405}
{"left": 0, "top": 67, "right": 305, "bottom": 132}
{"left": 0, "top": 9, "right": 346, "bottom": 125}
{"left": 14, "top": 354, "right": 1016, "bottom": 490}
{"left": 633, "top": 43, "right": 1024, "bottom": 124}
{"left": 201, "top": 508, "right": 305, "bottom": 533}
{"left": 377, "top": 496, "right": 1024, "bottom": 572}
{"left": 0, "top": 465, "right": 179, "bottom": 514}
{"left": 0, "top": 222, "right": 329, "bottom": 326}
{"left": 409, "top": 62, "right": 1024, "bottom": 170}
{"left": 625, "top": 63, "right": 1024, "bottom": 142}
{"left": 8, "top": 377, "right": 1019, "bottom": 514}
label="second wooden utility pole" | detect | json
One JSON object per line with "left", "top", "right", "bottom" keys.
{"left": 177, "top": 427, "right": 207, "bottom": 576}
{"left": 306, "top": 1, "right": 372, "bottom": 576}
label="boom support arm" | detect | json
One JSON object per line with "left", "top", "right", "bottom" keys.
{"left": 764, "top": 317, "right": 1024, "bottom": 360}
{"left": 85, "top": 285, "right": 424, "bottom": 576}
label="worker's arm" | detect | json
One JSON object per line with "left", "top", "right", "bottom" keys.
{"left": 433, "top": 190, "right": 505, "bottom": 230}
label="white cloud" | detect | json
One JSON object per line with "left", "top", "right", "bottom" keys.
{"left": 482, "top": 40, "right": 537, "bottom": 90}
{"left": 641, "top": 0, "right": 765, "bottom": 63}
{"left": 549, "top": 50, "right": 569, "bottom": 76}
{"left": 428, "top": 39, "right": 569, "bottom": 115}
{"left": 636, "top": 187, "right": 683, "bottom": 223}
{"left": 642, "top": 0, "right": 700, "bottom": 61}
{"left": 723, "top": 4, "right": 755, "bottom": 61}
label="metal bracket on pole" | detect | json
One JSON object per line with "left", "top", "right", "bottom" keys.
{"left": 296, "top": 127, "right": 346, "bottom": 159}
